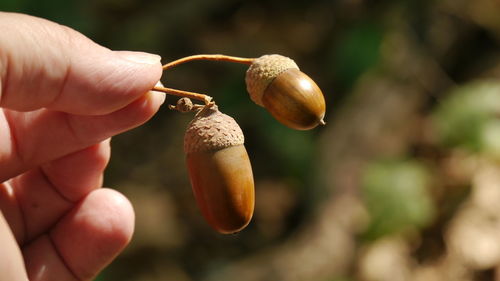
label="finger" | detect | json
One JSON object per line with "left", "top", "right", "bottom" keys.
{"left": 1, "top": 90, "right": 163, "bottom": 180}
{"left": 0, "top": 141, "right": 110, "bottom": 244}
{"left": 0, "top": 12, "right": 162, "bottom": 115}
{"left": 23, "top": 189, "right": 134, "bottom": 281}
{"left": 0, "top": 212, "right": 28, "bottom": 281}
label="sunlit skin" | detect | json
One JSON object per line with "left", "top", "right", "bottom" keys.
{"left": 0, "top": 12, "right": 164, "bottom": 281}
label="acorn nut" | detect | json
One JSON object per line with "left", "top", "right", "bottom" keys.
{"left": 184, "top": 106, "right": 255, "bottom": 234}
{"left": 245, "top": 54, "right": 326, "bottom": 130}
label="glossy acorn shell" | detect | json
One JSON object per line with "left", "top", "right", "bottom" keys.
{"left": 186, "top": 144, "right": 254, "bottom": 234}
{"left": 262, "top": 68, "right": 326, "bottom": 130}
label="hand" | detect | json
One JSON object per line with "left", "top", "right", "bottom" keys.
{"left": 0, "top": 12, "right": 164, "bottom": 281}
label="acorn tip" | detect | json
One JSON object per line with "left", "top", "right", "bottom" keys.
{"left": 319, "top": 119, "right": 326, "bottom": 126}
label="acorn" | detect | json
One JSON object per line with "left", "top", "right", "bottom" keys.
{"left": 245, "top": 54, "right": 326, "bottom": 130}
{"left": 184, "top": 105, "right": 254, "bottom": 234}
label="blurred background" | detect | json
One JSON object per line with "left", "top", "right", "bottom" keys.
{"left": 4, "top": 0, "right": 500, "bottom": 280}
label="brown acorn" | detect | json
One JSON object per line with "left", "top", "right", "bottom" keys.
{"left": 184, "top": 106, "right": 254, "bottom": 234}
{"left": 245, "top": 54, "right": 326, "bottom": 130}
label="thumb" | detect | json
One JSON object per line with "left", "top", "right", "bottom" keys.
{"left": 0, "top": 12, "right": 162, "bottom": 115}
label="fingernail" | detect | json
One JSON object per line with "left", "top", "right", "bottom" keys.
{"left": 150, "top": 81, "right": 166, "bottom": 105}
{"left": 116, "top": 51, "right": 161, "bottom": 65}
{"left": 150, "top": 90, "right": 166, "bottom": 105}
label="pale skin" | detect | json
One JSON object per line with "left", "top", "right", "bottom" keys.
{"left": 0, "top": 12, "right": 165, "bottom": 281}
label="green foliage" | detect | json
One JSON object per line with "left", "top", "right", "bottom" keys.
{"left": 333, "top": 23, "right": 384, "bottom": 88}
{"left": 361, "top": 159, "right": 435, "bottom": 240}
{"left": 433, "top": 80, "right": 500, "bottom": 153}
{"left": 264, "top": 122, "right": 315, "bottom": 178}
{"left": 481, "top": 119, "right": 500, "bottom": 158}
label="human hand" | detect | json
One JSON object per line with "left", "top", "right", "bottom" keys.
{"left": 0, "top": 12, "right": 164, "bottom": 281}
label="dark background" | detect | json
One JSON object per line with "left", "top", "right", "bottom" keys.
{"left": 3, "top": 0, "right": 500, "bottom": 280}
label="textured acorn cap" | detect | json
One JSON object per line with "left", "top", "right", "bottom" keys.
{"left": 245, "top": 54, "right": 299, "bottom": 106}
{"left": 184, "top": 106, "right": 244, "bottom": 154}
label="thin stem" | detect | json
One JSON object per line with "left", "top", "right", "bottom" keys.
{"left": 152, "top": 86, "right": 213, "bottom": 105}
{"left": 162, "top": 54, "right": 255, "bottom": 70}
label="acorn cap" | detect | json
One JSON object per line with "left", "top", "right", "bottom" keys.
{"left": 184, "top": 106, "right": 244, "bottom": 154}
{"left": 245, "top": 54, "right": 299, "bottom": 106}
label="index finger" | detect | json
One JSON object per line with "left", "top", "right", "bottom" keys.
{"left": 0, "top": 12, "right": 162, "bottom": 115}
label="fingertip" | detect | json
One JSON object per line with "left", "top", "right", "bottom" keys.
{"left": 50, "top": 188, "right": 135, "bottom": 280}
{"left": 97, "top": 188, "right": 135, "bottom": 245}
{"left": 109, "top": 82, "right": 166, "bottom": 125}
{"left": 108, "top": 84, "right": 166, "bottom": 127}
{"left": 54, "top": 50, "right": 164, "bottom": 115}
{"left": 113, "top": 51, "right": 163, "bottom": 96}
{"left": 147, "top": 82, "right": 167, "bottom": 107}
{"left": 115, "top": 51, "right": 162, "bottom": 66}
{"left": 98, "top": 188, "right": 135, "bottom": 240}
{"left": 0, "top": 13, "right": 164, "bottom": 115}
